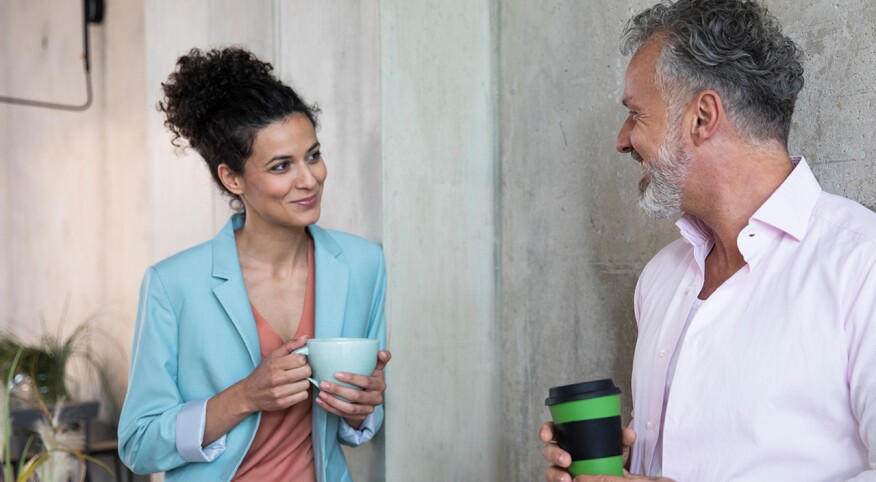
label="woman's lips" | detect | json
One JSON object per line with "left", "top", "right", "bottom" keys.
{"left": 291, "top": 195, "right": 318, "bottom": 208}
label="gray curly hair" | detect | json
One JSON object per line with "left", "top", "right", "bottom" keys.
{"left": 622, "top": 0, "right": 804, "bottom": 146}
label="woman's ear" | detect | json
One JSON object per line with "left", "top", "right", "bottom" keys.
{"left": 690, "top": 89, "right": 724, "bottom": 146}
{"left": 217, "top": 164, "right": 244, "bottom": 196}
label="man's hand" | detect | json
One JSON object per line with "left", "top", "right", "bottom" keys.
{"left": 540, "top": 422, "right": 648, "bottom": 482}
{"left": 314, "top": 349, "right": 391, "bottom": 428}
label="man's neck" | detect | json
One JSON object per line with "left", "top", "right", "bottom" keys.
{"left": 684, "top": 140, "right": 794, "bottom": 298}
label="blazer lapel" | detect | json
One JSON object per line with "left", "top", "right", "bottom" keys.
{"left": 309, "top": 225, "right": 349, "bottom": 339}
{"left": 308, "top": 225, "right": 349, "bottom": 476}
{"left": 211, "top": 214, "right": 260, "bottom": 367}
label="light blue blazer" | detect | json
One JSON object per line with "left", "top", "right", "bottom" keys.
{"left": 118, "top": 214, "right": 386, "bottom": 482}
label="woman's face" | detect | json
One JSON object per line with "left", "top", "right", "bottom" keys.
{"left": 229, "top": 114, "right": 327, "bottom": 230}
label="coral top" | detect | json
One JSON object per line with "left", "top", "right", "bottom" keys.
{"left": 234, "top": 238, "right": 317, "bottom": 482}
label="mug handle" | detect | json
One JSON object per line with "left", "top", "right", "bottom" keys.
{"left": 291, "top": 346, "right": 320, "bottom": 388}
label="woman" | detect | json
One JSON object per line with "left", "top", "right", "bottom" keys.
{"left": 118, "top": 47, "right": 389, "bottom": 482}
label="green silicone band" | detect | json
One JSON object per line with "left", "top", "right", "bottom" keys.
{"left": 549, "top": 394, "right": 621, "bottom": 424}
{"left": 568, "top": 455, "right": 624, "bottom": 477}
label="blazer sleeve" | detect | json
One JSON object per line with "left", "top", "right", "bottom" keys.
{"left": 338, "top": 246, "right": 387, "bottom": 447}
{"left": 118, "top": 267, "right": 202, "bottom": 473}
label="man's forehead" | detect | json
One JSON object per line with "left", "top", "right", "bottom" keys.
{"left": 620, "top": 40, "right": 662, "bottom": 106}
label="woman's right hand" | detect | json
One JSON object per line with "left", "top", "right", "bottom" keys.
{"left": 240, "top": 336, "right": 313, "bottom": 412}
{"left": 204, "top": 336, "right": 312, "bottom": 446}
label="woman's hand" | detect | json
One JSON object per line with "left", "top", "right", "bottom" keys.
{"left": 240, "top": 336, "right": 313, "bottom": 412}
{"left": 205, "top": 336, "right": 312, "bottom": 445}
{"left": 315, "top": 349, "right": 391, "bottom": 428}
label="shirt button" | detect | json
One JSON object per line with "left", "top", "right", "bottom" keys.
{"left": 658, "top": 349, "right": 667, "bottom": 358}
{"left": 646, "top": 420, "right": 655, "bottom": 430}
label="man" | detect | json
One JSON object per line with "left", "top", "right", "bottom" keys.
{"left": 540, "top": 0, "right": 876, "bottom": 480}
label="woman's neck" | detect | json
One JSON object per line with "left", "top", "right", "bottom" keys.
{"left": 234, "top": 215, "right": 310, "bottom": 276}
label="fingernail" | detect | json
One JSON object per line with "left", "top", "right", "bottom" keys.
{"left": 335, "top": 372, "right": 348, "bottom": 380}
{"left": 320, "top": 382, "right": 330, "bottom": 390}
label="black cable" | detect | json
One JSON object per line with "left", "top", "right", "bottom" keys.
{"left": 0, "top": 0, "right": 103, "bottom": 112}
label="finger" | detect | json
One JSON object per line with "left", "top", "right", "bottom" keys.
{"left": 622, "top": 427, "right": 636, "bottom": 447}
{"left": 286, "top": 364, "right": 312, "bottom": 382}
{"left": 263, "top": 379, "right": 311, "bottom": 405}
{"left": 286, "top": 335, "right": 309, "bottom": 352}
{"left": 276, "top": 387, "right": 310, "bottom": 408}
{"left": 375, "top": 350, "right": 392, "bottom": 371}
{"left": 320, "top": 381, "right": 383, "bottom": 406}
{"left": 542, "top": 443, "right": 571, "bottom": 468}
{"left": 539, "top": 422, "right": 555, "bottom": 443}
{"left": 270, "top": 336, "right": 308, "bottom": 358}
{"left": 334, "top": 371, "right": 383, "bottom": 391}
{"left": 314, "top": 395, "right": 351, "bottom": 419}
{"left": 544, "top": 466, "right": 572, "bottom": 482}
{"left": 317, "top": 390, "right": 376, "bottom": 418}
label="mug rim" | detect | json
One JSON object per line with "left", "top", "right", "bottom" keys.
{"left": 307, "top": 337, "right": 378, "bottom": 344}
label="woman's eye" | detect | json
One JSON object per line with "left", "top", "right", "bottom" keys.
{"left": 270, "top": 161, "right": 290, "bottom": 172}
{"left": 307, "top": 151, "right": 322, "bottom": 163}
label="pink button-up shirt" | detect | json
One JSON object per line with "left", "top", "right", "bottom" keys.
{"left": 629, "top": 157, "right": 876, "bottom": 481}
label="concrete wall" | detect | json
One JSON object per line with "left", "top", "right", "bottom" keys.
{"left": 381, "top": 0, "right": 502, "bottom": 479}
{"left": 499, "top": 0, "right": 876, "bottom": 479}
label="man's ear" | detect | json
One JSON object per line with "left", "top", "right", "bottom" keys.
{"left": 689, "top": 89, "right": 724, "bottom": 146}
{"left": 217, "top": 164, "right": 244, "bottom": 195}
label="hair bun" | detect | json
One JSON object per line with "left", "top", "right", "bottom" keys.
{"left": 158, "top": 48, "right": 278, "bottom": 150}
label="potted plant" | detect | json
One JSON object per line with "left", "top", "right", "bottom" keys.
{"left": 3, "top": 348, "right": 112, "bottom": 482}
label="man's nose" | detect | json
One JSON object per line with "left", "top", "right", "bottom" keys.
{"left": 616, "top": 116, "right": 633, "bottom": 154}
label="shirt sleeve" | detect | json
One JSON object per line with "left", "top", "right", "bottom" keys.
{"left": 337, "top": 409, "right": 381, "bottom": 447}
{"left": 176, "top": 399, "right": 227, "bottom": 462}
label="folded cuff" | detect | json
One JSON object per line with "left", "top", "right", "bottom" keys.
{"left": 338, "top": 411, "right": 377, "bottom": 446}
{"left": 176, "top": 399, "right": 226, "bottom": 462}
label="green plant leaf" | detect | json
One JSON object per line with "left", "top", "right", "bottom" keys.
{"left": 16, "top": 451, "right": 49, "bottom": 482}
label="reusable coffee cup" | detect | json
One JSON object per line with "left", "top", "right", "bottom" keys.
{"left": 545, "top": 378, "right": 624, "bottom": 477}
{"left": 292, "top": 338, "right": 379, "bottom": 390}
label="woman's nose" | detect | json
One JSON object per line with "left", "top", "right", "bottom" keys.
{"left": 295, "top": 165, "right": 317, "bottom": 189}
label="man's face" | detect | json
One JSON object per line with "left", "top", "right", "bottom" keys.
{"left": 616, "top": 39, "right": 691, "bottom": 218}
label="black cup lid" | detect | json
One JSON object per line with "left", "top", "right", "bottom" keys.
{"left": 545, "top": 378, "right": 621, "bottom": 406}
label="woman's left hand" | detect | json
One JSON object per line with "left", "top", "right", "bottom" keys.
{"left": 316, "top": 349, "right": 391, "bottom": 429}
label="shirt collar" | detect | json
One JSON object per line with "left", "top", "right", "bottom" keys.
{"left": 747, "top": 156, "right": 821, "bottom": 242}
{"left": 675, "top": 156, "right": 822, "bottom": 247}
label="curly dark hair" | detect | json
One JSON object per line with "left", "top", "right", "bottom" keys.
{"left": 158, "top": 47, "right": 320, "bottom": 206}
{"left": 622, "top": 0, "right": 804, "bottom": 146}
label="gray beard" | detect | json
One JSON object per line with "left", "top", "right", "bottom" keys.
{"left": 637, "top": 132, "right": 689, "bottom": 219}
